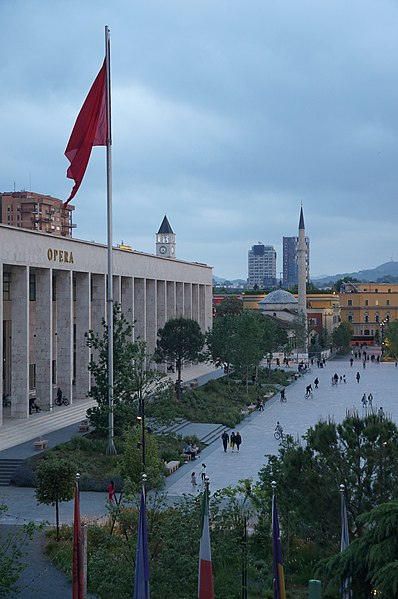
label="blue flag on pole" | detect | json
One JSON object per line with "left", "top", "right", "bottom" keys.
{"left": 133, "top": 487, "right": 150, "bottom": 599}
{"left": 272, "top": 494, "right": 286, "bottom": 599}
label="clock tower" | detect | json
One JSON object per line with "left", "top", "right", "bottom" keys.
{"left": 156, "top": 215, "right": 176, "bottom": 258}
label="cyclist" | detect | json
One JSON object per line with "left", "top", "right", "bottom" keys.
{"left": 280, "top": 389, "right": 287, "bottom": 402}
{"left": 305, "top": 384, "right": 313, "bottom": 398}
{"left": 275, "top": 421, "right": 283, "bottom": 437}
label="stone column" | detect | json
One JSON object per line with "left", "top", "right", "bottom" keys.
{"left": 184, "top": 283, "right": 192, "bottom": 319}
{"left": 204, "top": 285, "right": 212, "bottom": 331}
{"left": 121, "top": 277, "right": 134, "bottom": 339}
{"left": 134, "top": 278, "right": 146, "bottom": 341}
{"left": 166, "top": 281, "right": 176, "bottom": 321}
{"left": 176, "top": 282, "right": 184, "bottom": 318}
{"left": 192, "top": 284, "right": 199, "bottom": 324}
{"left": 56, "top": 270, "right": 73, "bottom": 404}
{"left": 75, "top": 272, "right": 91, "bottom": 401}
{"left": 156, "top": 280, "right": 166, "bottom": 330}
{"left": 146, "top": 279, "right": 156, "bottom": 354}
{"left": 0, "top": 263, "right": 3, "bottom": 426}
{"left": 113, "top": 275, "right": 121, "bottom": 305}
{"left": 11, "top": 266, "right": 29, "bottom": 418}
{"left": 91, "top": 274, "right": 106, "bottom": 363}
{"left": 199, "top": 285, "right": 206, "bottom": 331}
{"left": 35, "top": 268, "right": 53, "bottom": 411}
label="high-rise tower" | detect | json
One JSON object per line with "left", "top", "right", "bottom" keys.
{"left": 156, "top": 215, "right": 176, "bottom": 258}
{"left": 247, "top": 243, "right": 277, "bottom": 288}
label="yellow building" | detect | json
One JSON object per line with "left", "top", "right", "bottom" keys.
{"left": 339, "top": 282, "right": 398, "bottom": 344}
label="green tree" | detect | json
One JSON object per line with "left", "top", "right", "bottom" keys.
{"left": 230, "top": 311, "right": 265, "bottom": 391}
{"left": 215, "top": 296, "right": 244, "bottom": 318}
{"left": 332, "top": 321, "right": 353, "bottom": 352}
{"left": 261, "top": 317, "right": 288, "bottom": 370}
{"left": 256, "top": 414, "right": 398, "bottom": 546}
{"left": 86, "top": 305, "right": 165, "bottom": 437}
{"left": 154, "top": 318, "right": 205, "bottom": 399}
{"left": 0, "top": 501, "right": 40, "bottom": 596}
{"left": 120, "top": 427, "right": 165, "bottom": 492}
{"left": 35, "top": 458, "right": 75, "bottom": 541}
{"left": 206, "top": 315, "right": 238, "bottom": 377}
{"left": 384, "top": 320, "right": 398, "bottom": 360}
{"left": 320, "top": 500, "right": 398, "bottom": 598}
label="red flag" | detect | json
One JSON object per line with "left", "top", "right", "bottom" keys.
{"left": 64, "top": 60, "right": 107, "bottom": 205}
{"left": 72, "top": 482, "right": 84, "bottom": 599}
{"left": 198, "top": 486, "right": 214, "bottom": 599}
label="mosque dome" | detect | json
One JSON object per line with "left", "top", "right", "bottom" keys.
{"left": 259, "top": 289, "right": 298, "bottom": 305}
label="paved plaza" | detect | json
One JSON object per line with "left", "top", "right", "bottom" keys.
{"left": 2, "top": 353, "right": 397, "bottom": 527}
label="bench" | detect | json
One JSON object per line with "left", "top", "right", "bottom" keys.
{"left": 78, "top": 420, "right": 89, "bottom": 433}
{"left": 165, "top": 460, "right": 180, "bottom": 474}
{"left": 34, "top": 439, "right": 48, "bottom": 450}
{"left": 181, "top": 453, "right": 192, "bottom": 463}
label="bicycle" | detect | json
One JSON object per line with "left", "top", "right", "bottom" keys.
{"left": 305, "top": 391, "right": 313, "bottom": 399}
{"left": 274, "top": 429, "right": 284, "bottom": 441}
{"left": 54, "top": 394, "right": 69, "bottom": 406}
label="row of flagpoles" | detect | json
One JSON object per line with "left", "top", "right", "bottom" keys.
{"left": 72, "top": 474, "right": 351, "bottom": 598}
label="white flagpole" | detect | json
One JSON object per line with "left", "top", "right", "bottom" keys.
{"left": 105, "top": 25, "right": 116, "bottom": 455}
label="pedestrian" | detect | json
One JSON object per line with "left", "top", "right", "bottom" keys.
{"left": 361, "top": 394, "right": 367, "bottom": 408}
{"left": 343, "top": 375, "right": 346, "bottom": 383}
{"left": 56, "top": 386, "right": 62, "bottom": 403}
{"left": 108, "top": 480, "right": 115, "bottom": 502}
{"left": 314, "top": 377, "right": 319, "bottom": 388}
{"left": 378, "top": 406, "right": 385, "bottom": 419}
{"left": 191, "top": 472, "right": 197, "bottom": 490}
{"left": 235, "top": 432, "right": 242, "bottom": 452}
{"left": 350, "top": 358, "right": 354, "bottom": 367}
{"left": 230, "top": 431, "right": 236, "bottom": 452}
{"left": 200, "top": 463, "right": 207, "bottom": 484}
{"left": 363, "top": 361, "right": 366, "bottom": 369}
{"left": 221, "top": 430, "right": 229, "bottom": 452}
{"left": 368, "top": 393, "right": 373, "bottom": 409}
{"left": 356, "top": 372, "right": 360, "bottom": 383}
{"left": 340, "top": 376, "right": 342, "bottom": 382}
{"left": 280, "top": 389, "right": 286, "bottom": 402}
{"left": 276, "top": 357, "right": 280, "bottom": 367}
{"left": 333, "top": 373, "right": 339, "bottom": 385}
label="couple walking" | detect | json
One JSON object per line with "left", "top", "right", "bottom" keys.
{"left": 221, "top": 430, "right": 242, "bottom": 453}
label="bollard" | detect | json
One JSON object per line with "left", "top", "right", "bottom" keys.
{"left": 308, "top": 579, "right": 321, "bottom": 599}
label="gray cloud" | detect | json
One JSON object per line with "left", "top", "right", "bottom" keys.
{"left": 2, "top": 0, "right": 398, "bottom": 280}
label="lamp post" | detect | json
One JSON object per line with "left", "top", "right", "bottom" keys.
{"left": 137, "top": 387, "right": 146, "bottom": 472}
{"left": 241, "top": 483, "right": 251, "bottom": 599}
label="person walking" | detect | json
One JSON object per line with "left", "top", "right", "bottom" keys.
{"left": 368, "top": 393, "right": 373, "bottom": 411}
{"left": 230, "top": 431, "right": 236, "bottom": 452}
{"left": 280, "top": 389, "right": 287, "bottom": 402}
{"left": 235, "top": 432, "right": 242, "bottom": 452}
{"left": 191, "top": 472, "right": 197, "bottom": 490}
{"left": 200, "top": 463, "right": 207, "bottom": 484}
{"left": 221, "top": 431, "right": 229, "bottom": 453}
{"left": 56, "top": 386, "right": 63, "bottom": 404}
{"left": 378, "top": 406, "right": 385, "bottom": 419}
{"left": 333, "top": 373, "right": 339, "bottom": 385}
{"left": 361, "top": 393, "right": 367, "bottom": 408}
{"left": 314, "top": 377, "right": 319, "bottom": 389}
{"left": 356, "top": 372, "right": 361, "bottom": 383}
{"left": 350, "top": 358, "right": 354, "bottom": 367}
{"left": 343, "top": 375, "right": 347, "bottom": 383}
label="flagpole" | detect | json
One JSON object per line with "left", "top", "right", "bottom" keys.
{"left": 105, "top": 25, "right": 116, "bottom": 455}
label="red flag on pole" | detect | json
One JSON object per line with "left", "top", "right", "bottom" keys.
{"left": 198, "top": 484, "right": 214, "bottom": 599}
{"left": 72, "top": 482, "right": 84, "bottom": 599}
{"left": 64, "top": 60, "right": 107, "bottom": 205}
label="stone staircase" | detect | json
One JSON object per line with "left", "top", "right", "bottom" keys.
{"left": 0, "top": 458, "right": 24, "bottom": 486}
{"left": 0, "top": 399, "right": 96, "bottom": 453}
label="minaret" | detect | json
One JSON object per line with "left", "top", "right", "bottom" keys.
{"left": 297, "top": 206, "right": 307, "bottom": 352}
{"left": 156, "top": 215, "right": 176, "bottom": 258}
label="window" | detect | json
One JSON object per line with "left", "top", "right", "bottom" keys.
{"left": 348, "top": 299, "right": 353, "bottom": 306}
{"left": 375, "top": 314, "right": 379, "bottom": 323}
{"left": 52, "top": 275, "right": 56, "bottom": 301}
{"left": 52, "top": 360, "right": 56, "bottom": 385}
{"left": 375, "top": 289, "right": 378, "bottom": 293}
{"left": 3, "top": 272, "right": 11, "bottom": 300}
{"left": 348, "top": 315, "right": 353, "bottom": 322}
{"left": 29, "top": 273, "right": 36, "bottom": 301}
{"left": 375, "top": 300, "right": 379, "bottom": 306}
{"left": 364, "top": 313, "right": 369, "bottom": 323}
{"left": 365, "top": 300, "right": 369, "bottom": 306}
{"left": 387, "top": 299, "right": 390, "bottom": 306}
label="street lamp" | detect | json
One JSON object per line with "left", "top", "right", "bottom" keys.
{"left": 240, "top": 483, "right": 252, "bottom": 599}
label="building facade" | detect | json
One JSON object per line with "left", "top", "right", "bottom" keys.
{"left": 0, "top": 191, "right": 75, "bottom": 237}
{"left": 339, "top": 282, "right": 398, "bottom": 344}
{"left": 0, "top": 225, "right": 212, "bottom": 426}
{"left": 247, "top": 243, "right": 277, "bottom": 288}
{"left": 282, "top": 235, "right": 310, "bottom": 288}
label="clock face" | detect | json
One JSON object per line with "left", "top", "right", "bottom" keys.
{"left": 159, "top": 245, "right": 167, "bottom": 254}
{"left": 171, "top": 246, "right": 175, "bottom": 254}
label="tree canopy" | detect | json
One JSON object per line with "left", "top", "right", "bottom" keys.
{"left": 215, "top": 296, "right": 244, "bottom": 318}
{"left": 332, "top": 321, "right": 353, "bottom": 352}
{"left": 384, "top": 320, "right": 398, "bottom": 360}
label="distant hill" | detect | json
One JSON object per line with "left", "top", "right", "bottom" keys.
{"left": 312, "top": 261, "right": 398, "bottom": 286}
{"left": 213, "top": 276, "right": 247, "bottom": 287}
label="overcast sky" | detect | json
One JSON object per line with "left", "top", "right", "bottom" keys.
{"left": 2, "top": 1, "right": 398, "bottom": 280}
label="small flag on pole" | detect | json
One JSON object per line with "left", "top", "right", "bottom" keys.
{"left": 198, "top": 481, "right": 214, "bottom": 599}
{"left": 272, "top": 494, "right": 286, "bottom": 599}
{"left": 133, "top": 487, "right": 150, "bottom": 599}
{"left": 64, "top": 60, "right": 107, "bottom": 204}
{"left": 340, "top": 485, "right": 351, "bottom": 598}
{"left": 72, "top": 481, "right": 84, "bottom": 599}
